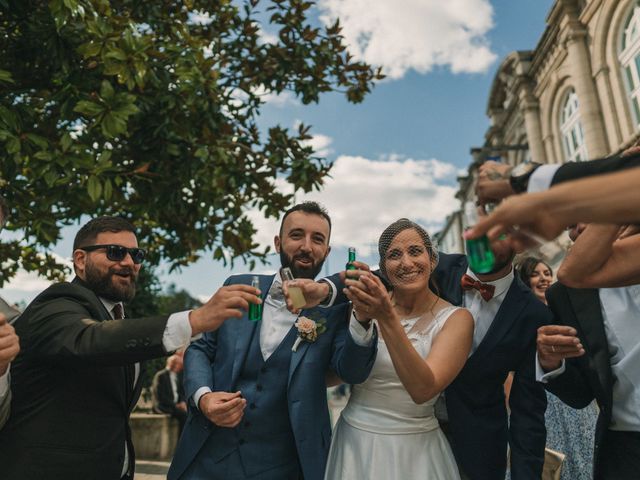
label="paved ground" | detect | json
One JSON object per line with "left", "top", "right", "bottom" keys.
{"left": 136, "top": 460, "right": 170, "bottom": 479}
{"left": 134, "top": 387, "right": 350, "bottom": 478}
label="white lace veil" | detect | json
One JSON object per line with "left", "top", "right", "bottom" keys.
{"left": 377, "top": 218, "right": 439, "bottom": 289}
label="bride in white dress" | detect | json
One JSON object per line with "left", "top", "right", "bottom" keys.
{"left": 325, "top": 219, "right": 474, "bottom": 480}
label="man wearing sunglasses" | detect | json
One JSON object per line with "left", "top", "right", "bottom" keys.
{"left": 0, "top": 216, "right": 261, "bottom": 480}
{"left": 0, "top": 195, "right": 21, "bottom": 430}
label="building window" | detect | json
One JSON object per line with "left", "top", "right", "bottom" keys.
{"left": 620, "top": 2, "right": 640, "bottom": 127}
{"left": 560, "top": 89, "right": 588, "bottom": 162}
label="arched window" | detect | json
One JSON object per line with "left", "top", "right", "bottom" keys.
{"left": 619, "top": 2, "right": 640, "bottom": 127}
{"left": 560, "top": 89, "right": 588, "bottom": 162}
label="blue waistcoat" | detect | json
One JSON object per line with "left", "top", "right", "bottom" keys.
{"left": 195, "top": 322, "right": 299, "bottom": 477}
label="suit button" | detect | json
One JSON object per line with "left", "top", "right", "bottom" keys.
{"left": 239, "top": 439, "right": 245, "bottom": 445}
{"left": 250, "top": 403, "right": 256, "bottom": 410}
{"left": 245, "top": 421, "right": 251, "bottom": 428}
{"left": 260, "top": 367, "right": 267, "bottom": 373}
{"left": 256, "top": 384, "right": 263, "bottom": 392}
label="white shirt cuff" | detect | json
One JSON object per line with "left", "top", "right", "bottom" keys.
{"left": 0, "top": 367, "right": 10, "bottom": 399}
{"left": 162, "top": 311, "right": 202, "bottom": 352}
{"left": 348, "top": 313, "right": 374, "bottom": 346}
{"left": 527, "top": 164, "right": 560, "bottom": 193}
{"left": 194, "top": 386, "right": 212, "bottom": 410}
{"left": 535, "top": 352, "right": 566, "bottom": 383}
{"left": 318, "top": 278, "right": 337, "bottom": 308}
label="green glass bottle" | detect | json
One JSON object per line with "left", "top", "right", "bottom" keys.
{"left": 464, "top": 203, "right": 495, "bottom": 274}
{"left": 465, "top": 235, "right": 495, "bottom": 274}
{"left": 346, "top": 247, "right": 356, "bottom": 270}
{"left": 248, "top": 275, "right": 262, "bottom": 321}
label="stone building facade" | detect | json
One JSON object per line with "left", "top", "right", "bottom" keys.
{"left": 437, "top": 0, "right": 640, "bottom": 266}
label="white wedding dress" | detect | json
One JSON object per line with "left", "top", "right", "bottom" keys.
{"left": 325, "top": 306, "right": 463, "bottom": 480}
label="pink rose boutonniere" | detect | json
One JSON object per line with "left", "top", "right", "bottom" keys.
{"left": 292, "top": 316, "right": 327, "bottom": 352}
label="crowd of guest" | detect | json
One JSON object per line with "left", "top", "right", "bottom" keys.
{"left": 0, "top": 150, "right": 637, "bottom": 480}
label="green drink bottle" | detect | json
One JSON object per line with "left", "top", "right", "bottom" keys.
{"left": 248, "top": 275, "right": 262, "bottom": 321}
{"left": 464, "top": 204, "right": 495, "bottom": 274}
{"left": 346, "top": 247, "right": 356, "bottom": 270}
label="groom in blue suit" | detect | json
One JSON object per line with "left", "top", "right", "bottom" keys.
{"left": 168, "top": 202, "right": 377, "bottom": 480}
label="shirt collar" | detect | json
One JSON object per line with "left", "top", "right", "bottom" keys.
{"left": 464, "top": 267, "right": 514, "bottom": 298}
{"left": 98, "top": 297, "right": 124, "bottom": 319}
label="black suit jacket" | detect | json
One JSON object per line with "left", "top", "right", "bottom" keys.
{"left": 0, "top": 278, "right": 170, "bottom": 480}
{"left": 544, "top": 282, "right": 612, "bottom": 478}
{"left": 551, "top": 151, "right": 640, "bottom": 185}
{"left": 433, "top": 253, "right": 550, "bottom": 480}
{"left": 152, "top": 369, "right": 185, "bottom": 416}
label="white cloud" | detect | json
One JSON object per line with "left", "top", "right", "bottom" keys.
{"left": 302, "top": 133, "right": 333, "bottom": 158}
{"left": 317, "top": 0, "right": 497, "bottom": 79}
{"left": 247, "top": 154, "right": 460, "bottom": 256}
{"left": 1, "top": 253, "right": 74, "bottom": 305}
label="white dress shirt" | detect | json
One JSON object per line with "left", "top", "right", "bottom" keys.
{"left": 0, "top": 367, "right": 9, "bottom": 403}
{"left": 462, "top": 268, "right": 515, "bottom": 353}
{"left": 537, "top": 286, "right": 640, "bottom": 431}
{"left": 193, "top": 272, "right": 374, "bottom": 407}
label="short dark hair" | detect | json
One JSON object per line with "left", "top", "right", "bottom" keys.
{"left": 0, "top": 195, "right": 8, "bottom": 227}
{"left": 279, "top": 201, "right": 332, "bottom": 237}
{"left": 516, "top": 256, "right": 552, "bottom": 288}
{"left": 73, "top": 216, "right": 136, "bottom": 251}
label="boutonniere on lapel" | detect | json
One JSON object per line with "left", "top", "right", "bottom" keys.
{"left": 292, "top": 316, "right": 327, "bottom": 352}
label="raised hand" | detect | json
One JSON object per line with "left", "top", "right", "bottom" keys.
{"left": 282, "top": 278, "right": 330, "bottom": 313}
{"left": 344, "top": 271, "right": 394, "bottom": 324}
{"left": 199, "top": 391, "right": 247, "bottom": 428}
{"left": 0, "top": 314, "right": 19, "bottom": 376}
{"left": 476, "top": 160, "right": 515, "bottom": 205}
{"left": 537, "top": 325, "right": 585, "bottom": 372}
{"left": 189, "top": 284, "right": 262, "bottom": 335}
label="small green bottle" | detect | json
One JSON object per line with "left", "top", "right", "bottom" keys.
{"left": 346, "top": 247, "right": 356, "bottom": 270}
{"left": 466, "top": 236, "right": 495, "bottom": 274}
{"left": 464, "top": 204, "right": 495, "bottom": 274}
{"left": 248, "top": 275, "right": 262, "bottom": 321}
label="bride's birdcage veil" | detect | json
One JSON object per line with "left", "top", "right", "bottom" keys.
{"left": 377, "top": 218, "right": 439, "bottom": 286}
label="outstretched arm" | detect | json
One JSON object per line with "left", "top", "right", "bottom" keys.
{"left": 557, "top": 224, "right": 640, "bottom": 288}
{"left": 465, "top": 167, "right": 640, "bottom": 247}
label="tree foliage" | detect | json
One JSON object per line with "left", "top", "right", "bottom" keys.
{"left": 0, "top": 0, "right": 382, "bottom": 285}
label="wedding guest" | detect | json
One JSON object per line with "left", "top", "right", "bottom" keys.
{"left": 537, "top": 223, "right": 640, "bottom": 479}
{"left": 325, "top": 219, "right": 473, "bottom": 479}
{"left": 517, "top": 257, "right": 597, "bottom": 480}
{"left": 152, "top": 354, "right": 187, "bottom": 434}
{"left": 0, "top": 216, "right": 260, "bottom": 480}
{"left": 0, "top": 196, "right": 20, "bottom": 429}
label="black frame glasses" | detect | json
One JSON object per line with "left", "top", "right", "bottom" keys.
{"left": 79, "top": 244, "right": 147, "bottom": 264}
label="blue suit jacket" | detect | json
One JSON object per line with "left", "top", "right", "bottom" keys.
{"left": 433, "top": 253, "right": 551, "bottom": 480}
{"left": 168, "top": 274, "right": 377, "bottom": 480}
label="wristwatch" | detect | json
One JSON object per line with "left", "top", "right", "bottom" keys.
{"left": 509, "top": 161, "right": 542, "bottom": 193}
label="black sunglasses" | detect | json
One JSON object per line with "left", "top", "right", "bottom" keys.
{"left": 79, "top": 244, "right": 147, "bottom": 264}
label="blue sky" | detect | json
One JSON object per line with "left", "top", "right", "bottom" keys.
{"left": 2, "top": 0, "right": 555, "bottom": 305}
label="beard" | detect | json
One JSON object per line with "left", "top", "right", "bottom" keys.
{"left": 280, "top": 250, "right": 325, "bottom": 279}
{"left": 84, "top": 261, "right": 138, "bottom": 302}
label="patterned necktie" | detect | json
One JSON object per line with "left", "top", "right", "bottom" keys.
{"left": 112, "top": 303, "right": 125, "bottom": 319}
{"left": 460, "top": 274, "right": 496, "bottom": 301}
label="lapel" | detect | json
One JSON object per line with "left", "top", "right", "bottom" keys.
{"left": 470, "top": 277, "right": 525, "bottom": 361}
{"left": 230, "top": 275, "right": 274, "bottom": 387}
{"left": 288, "top": 307, "right": 319, "bottom": 388}
{"left": 566, "top": 287, "right": 612, "bottom": 399}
